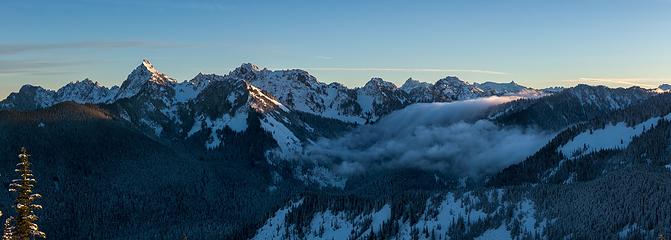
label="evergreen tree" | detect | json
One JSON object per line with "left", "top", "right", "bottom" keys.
{"left": 3, "top": 217, "right": 16, "bottom": 240}
{"left": 8, "top": 148, "right": 45, "bottom": 240}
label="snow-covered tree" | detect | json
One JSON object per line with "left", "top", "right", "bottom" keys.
{"left": 3, "top": 217, "right": 16, "bottom": 240}
{"left": 8, "top": 148, "right": 45, "bottom": 240}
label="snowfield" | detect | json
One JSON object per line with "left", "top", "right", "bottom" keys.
{"left": 560, "top": 113, "right": 671, "bottom": 158}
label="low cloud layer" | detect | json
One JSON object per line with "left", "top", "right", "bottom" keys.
{"left": 302, "top": 96, "right": 553, "bottom": 178}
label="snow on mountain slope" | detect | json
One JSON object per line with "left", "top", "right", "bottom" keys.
{"left": 115, "top": 59, "right": 176, "bottom": 100}
{"left": 0, "top": 80, "right": 118, "bottom": 110}
{"left": 433, "top": 76, "right": 491, "bottom": 101}
{"left": 475, "top": 81, "right": 527, "bottom": 93}
{"left": 260, "top": 114, "right": 302, "bottom": 156}
{"left": 0, "top": 85, "right": 56, "bottom": 110}
{"left": 400, "top": 78, "right": 434, "bottom": 102}
{"left": 569, "top": 84, "right": 652, "bottom": 110}
{"left": 177, "top": 77, "right": 317, "bottom": 158}
{"left": 253, "top": 190, "right": 549, "bottom": 240}
{"left": 173, "top": 73, "right": 223, "bottom": 103}
{"left": 227, "top": 64, "right": 366, "bottom": 123}
{"left": 559, "top": 113, "right": 671, "bottom": 158}
{"left": 247, "top": 83, "right": 303, "bottom": 155}
{"left": 253, "top": 199, "right": 305, "bottom": 240}
{"left": 253, "top": 202, "right": 393, "bottom": 240}
{"left": 399, "top": 77, "right": 543, "bottom": 103}
{"left": 355, "top": 77, "right": 410, "bottom": 121}
{"left": 57, "top": 79, "right": 119, "bottom": 103}
{"left": 1, "top": 60, "right": 552, "bottom": 124}
{"left": 475, "top": 224, "right": 511, "bottom": 240}
{"left": 225, "top": 63, "right": 417, "bottom": 123}
{"left": 475, "top": 81, "right": 545, "bottom": 98}
{"left": 653, "top": 84, "right": 671, "bottom": 93}
{"left": 190, "top": 110, "right": 249, "bottom": 149}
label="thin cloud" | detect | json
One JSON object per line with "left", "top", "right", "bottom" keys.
{"left": 300, "top": 67, "right": 508, "bottom": 75}
{"left": 0, "top": 60, "right": 82, "bottom": 75}
{"left": 0, "top": 41, "right": 188, "bottom": 56}
{"left": 562, "top": 77, "right": 666, "bottom": 88}
{"left": 315, "top": 56, "right": 334, "bottom": 60}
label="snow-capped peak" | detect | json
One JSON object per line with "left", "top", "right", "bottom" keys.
{"left": 228, "top": 63, "right": 262, "bottom": 80}
{"left": 400, "top": 78, "right": 431, "bottom": 92}
{"left": 654, "top": 84, "right": 671, "bottom": 93}
{"left": 436, "top": 76, "right": 466, "bottom": 85}
{"left": 115, "top": 59, "right": 176, "bottom": 100}
{"left": 240, "top": 63, "right": 261, "bottom": 72}
{"left": 475, "top": 81, "right": 526, "bottom": 93}
{"left": 57, "top": 78, "right": 118, "bottom": 104}
{"left": 141, "top": 59, "right": 157, "bottom": 73}
{"left": 432, "top": 76, "right": 490, "bottom": 101}
{"left": 363, "top": 77, "right": 397, "bottom": 90}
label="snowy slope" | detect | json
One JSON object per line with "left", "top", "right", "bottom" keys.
{"left": 433, "top": 76, "right": 491, "bottom": 101}
{"left": 0, "top": 80, "right": 117, "bottom": 110}
{"left": 475, "top": 81, "right": 544, "bottom": 97}
{"left": 400, "top": 77, "right": 543, "bottom": 103}
{"left": 400, "top": 78, "right": 434, "bottom": 102}
{"left": 227, "top": 64, "right": 411, "bottom": 123}
{"left": 2, "top": 60, "right": 553, "bottom": 123}
{"left": 653, "top": 84, "right": 671, "bottom": 93}
{"left": 559, "top": 113, "right": 671, "bottom": 158}
{"left": 57, "top": 79, "right": 119, "bottom": 104}
{"left": 253, "top": 190, "right": 549, "bottom": 240}
{"left": 115, "top": 59, "right": 176, "bottom": 100}
{"left": 355, "top": 77, "right": 410, "bottom": 121}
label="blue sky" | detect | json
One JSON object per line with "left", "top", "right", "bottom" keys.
{"left": 1, "top": 0, "right": 670, "bottom": 98}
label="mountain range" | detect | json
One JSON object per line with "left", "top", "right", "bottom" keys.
{"left": 2, "top": 60, "right": 671, "bottom": 239}
{"left": 0, "top": 59, "right": 556, "bottom": 155}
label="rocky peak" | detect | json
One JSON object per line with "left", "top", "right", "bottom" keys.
{"left": 115, "top": 59, "right": 175, "bottom": 100}
{"left": 229, "top": 63, "right": 262, "bottom": 80}
{"left": 658, "top": 84, "right": 671, "bottom": 92}
{"left": 400, "top": 78, "right": 431, "bottom": 92}
{"left": 363, "top": 77, "right": 397, "bottom": 91}
{"left": 435, "top": 76, "right": 467, "bottom": 86}
{"left": 56, "top": 78, "right": 118, "bottom": 104}
{"left": 189, "top": 73, "right": 227, "bottom": 88}
{"left": 0, "top": 85, "right": 56, "bottom": 110}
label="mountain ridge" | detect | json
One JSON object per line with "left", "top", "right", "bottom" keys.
{"left": 0, "top": 60, "right": 552, "bottom": 114}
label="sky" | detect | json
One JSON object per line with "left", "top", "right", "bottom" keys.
{"left": 1, "top": 0, "right": 670, "bottom": 98}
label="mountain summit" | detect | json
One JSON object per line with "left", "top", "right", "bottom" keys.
{"left": 115, "top": 59, "right": 176, "bottom": 100}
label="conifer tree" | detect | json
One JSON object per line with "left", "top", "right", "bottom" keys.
{"left": 8, "top": 148, "right": 45, "bottom": 240}
{"left": 3, "top": 217, "right": 16, "bottom": 240}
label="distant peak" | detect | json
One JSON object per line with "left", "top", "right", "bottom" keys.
{"left": 138, "top": 59, "right": 159, "bottom": 74}
{"left": 364, "top": 77, "right": 397, "bottom": 89}
{"left": 79, "top": 78, "right": 98, "bottom": 85}
{"left": 18, "top": 84, "right": 45, "bottom": 92}
{"left": 240, "top": 63, "right": 260, "bottom": 72}
{"left": 436, "top": 76, "right": 465, "bottom": 85}
{"left": 402, "top": 77, "right": 427, "bottom": 84}
{"left": 439, "top": 76, "right": 461, "bottom": 81}
{"left": 142, "top": 58, "right": 152, "bottom": 66}
{"left": 114, "top": 59, "right": 174, "bottom": 100}
{"left": 400, "top": 78, "right": 431, "bottom": 92}
{"left": 228, "top": 63, "right": 262, "bottom": 80}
